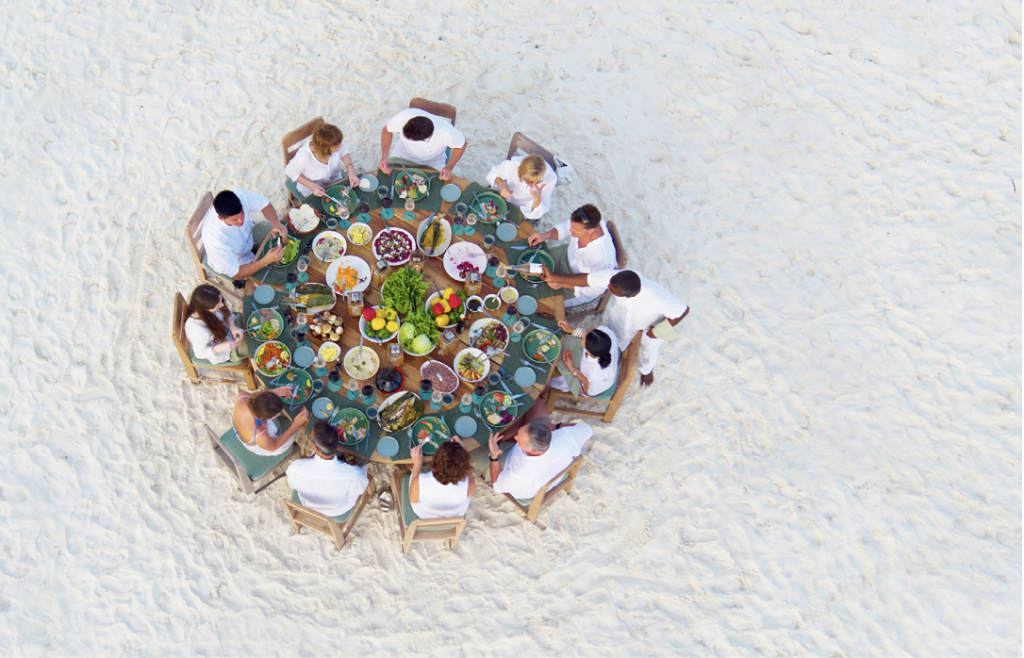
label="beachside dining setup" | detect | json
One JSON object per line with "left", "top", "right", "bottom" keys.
{"left": 174, "top": 99, "right": 689, "bottom": 552}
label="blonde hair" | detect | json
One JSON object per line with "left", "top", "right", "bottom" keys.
{"left": 310, "top": 124, "right": 343, "bottom": 161}
{"left": 517, "top": 155, "right": 547, "bottom": 184}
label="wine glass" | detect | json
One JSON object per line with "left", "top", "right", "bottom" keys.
{"left": 405, "top": 199, "right": 415, "bottom": 212}
{"left": 297, "top": 313, "right": 308, "bottom": 328}
{"left": 296, "top": 257, "right": 308, "bottom": 273}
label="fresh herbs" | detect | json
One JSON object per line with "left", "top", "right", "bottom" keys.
{"left": 380, "top": 267, "right": 429, "bottom": 316}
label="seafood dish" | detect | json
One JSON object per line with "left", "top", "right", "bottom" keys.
{"left": 312, "top": 231, "right": 346, "bottom": 261}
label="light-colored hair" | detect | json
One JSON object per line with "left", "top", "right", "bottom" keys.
{"left": 517, "top": 155, "right": 547, "bottom": 184}
{"left": 524, "top": 420, "right": 553, "bottom": 453}
{"left": 310, "top": 124, "right": 343, "bottom": 161}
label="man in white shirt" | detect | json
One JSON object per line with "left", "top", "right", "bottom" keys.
{"left": 378, "top": 108, "right": 467, "bottom": 181}
{"left": 286, "top": 423, "right": 369, "bottom": 518}
{"left": 201, "top": 190, "right": 288, "bottom": 281}
{"left": 540, "top": 268, "right": 689, "bottom": 386}
{"left": 527, "top": 204, "right": 617, "bottom": 307}
{"left": 487, "top": 411, "right": 593, "bottom": 501}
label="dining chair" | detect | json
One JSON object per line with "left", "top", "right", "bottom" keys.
{"left": 505, "top": 132, "right": 557, "bottom": 171}
{"left": 566, "top": 220, "right": 628, "bottom": 320}
{"left": 204, "top": 423, "right": 300, "bottom": 501}
{"left": 185, "top": 191, "right": 245, "bottom": 306}
{"left": 545, "top": 330, "right": 642, "bottom": 423}
{"left": 172, "top": 292, "right": 257, "bottom": 390}
{"left": 390, "top": 470, "right": 467, "bottom": 553}
{"left": 408, "top": 98, "right": 457, "bottom": 126}
{"left": 501, "top": 454, "right": 584, "bottom": 524}
{"left": 281, "top": 116, "right": 325, "bottom": 208}
{"left": 283, "top": 475, "right": 376, "bottom": 550}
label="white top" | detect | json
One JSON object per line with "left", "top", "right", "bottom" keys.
{"left": 410, "top": 472, "right": 471, "bottom": 518}
{"left": 579, "top": 325, "right": 620, "bottom": 397}
{"left": 553, "top": 219, "right": 618, "bottom": 299}
{"left": 200, "top": 190, "right": 271, "bottom": 278}
{"left": 184, "top": 307, "right": 236, "bottom": 364}
{"left": 493, "top": 423, "right": 593, "bottom": 500}
{"left": 586, "top": 270, "right": 689, "bottom": 346}
{"left": 485, "top": 156, "right": 558, "bottom": 220}
{"left": 284, "top": 141, "right": 351, "bottom": 197}
{"left": 286, "top": 456, "right": 369, "bottom": 517}
{"left": 386, "top": 108, "right": 466, "bottom": 171}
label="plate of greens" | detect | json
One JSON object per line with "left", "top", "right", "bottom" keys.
{"left": 410, "top": 416, "right": 450, "bottom": 455}
{"left": 246, "top": 308, "right": 284, "bottom": 341}
{"left": 260, "top": 234, "right": 301, "bottom": 268}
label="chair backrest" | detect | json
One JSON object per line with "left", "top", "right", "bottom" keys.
{"left": 205, "top": 423, "right": 244, "bottom": 480}
{"left": 409, "top": 516, "right": 467, "bottom": 541}
{"left": 408, "top": 98, "right": 457, "bottom": 126}
{"left": 616, "top": 331, "right": 643, "bottom": 391}
{"left": 520, "top": 454, "right": 584, "bottom": 521}
{"left": 505, "top": 132, "right": 557, "bottom": 171}
{"left": 186, "top": 191, "right": 214, "bottom": 279}
{"left": 282, "top": 117, "right": 325, "bottom": 167}
{"left": 172, "top": 292, "right": 191, "bottom": 357}
{"left": 284, "top": 475, "right": 375, "bottom": 550}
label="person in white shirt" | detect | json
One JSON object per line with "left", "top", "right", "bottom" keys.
{"left": 284, "top": 123, "right": 361, "bottom": 199}
{"left": 201, "top": 190, "right": 287, "bottom": 281}
{"left": 287, "top": 423, "right": 369, "bottom": 517}
{"left": 549, "top": 322, "right": 620, "bottom": 397}
{"left": 486, "top": 154, "right": 557, "bottom": 222}
{"left": 407, "top": 438, "right": 475, "bottom": 519}
{"left": 487, "top": 405, "right": 593, "bottom": 501}
{"left": 540, "top": 268, "right": 689, "bottom": 387}
{"left": 184, "top": 284, "right": 245, "bottom": 364}
{"left": 527, "top": 204, "right": 617, "bottom": 307}
{"left": 378, "top": 108, "right": 467, "bottom": 181}
{"left": 232, "top": 391, "right": 309, "bottom": 457}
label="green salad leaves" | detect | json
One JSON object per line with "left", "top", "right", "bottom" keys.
{"left": 381, "top": 267, "right": 429, "bottom": 316}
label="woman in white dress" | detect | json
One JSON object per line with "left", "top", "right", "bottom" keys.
{"left": 408, "top": 438, "right": 475, "bottom": 518}
{"left": 549, "top": 322, "right": 620, "bottom": 398}
{"left": 486, "top": 154, "right": 557, "bottom": 222}
{"left": 232, "top": 390, "right": 310, "bottom": 457}
{"left": 285, "top": 123, "right": 361, "bottom": 199}
{"left": 183, "top": 284, "right": 245, "bottom": 364}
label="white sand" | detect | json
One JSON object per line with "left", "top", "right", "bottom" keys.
{"left": 0, "top": 0, "right": 1020, "bottom": 654}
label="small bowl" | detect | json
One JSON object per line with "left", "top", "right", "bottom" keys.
{"left": 318, "top": 341, "right": 341, "bottom": 362}
{"left": 500, "top": 287, "right": 519, "bottom": 304}
{"left": 483, "top": 294, "right": 502, "bottom": 312}
{"left": 360, "top": 174, "right": 379, "bottom": 191}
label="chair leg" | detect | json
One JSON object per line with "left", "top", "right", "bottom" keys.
{"left": 330, "top": 522, "right": 346, "bottom": 551}
{"left": 403, "top": 520, "right": 415, "bottom": 554}
{"left": 283, "top": 501, "right": 302, "bottom": 534}
{"left": 545, "top": 390, "right": 559, "bottom": 414}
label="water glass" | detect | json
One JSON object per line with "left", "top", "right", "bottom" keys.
{"left": 388, "top": 342, "right": 404, "bottom": 367}
{"left": 346, "top": 379, "right": 360, "bottom": 400}
{"left": 377, "top": 185, "right": 389, "bottom": 200}
{"left": 339, "top": 208, "right": 350, "bottom": 221}
{"left": 487, "top": 372, "right": 502, "bottom": 387}
{"left": 366, "top": 406, "right": 379, "bottom": 422}
{"left": 483, "top": 235, "right": 496, "bottom": 252}
{"left": 430, "top": 390, "right": 444, "bottom": 411}
{"left": 297, "top": 313, "right": 308, "bottom": 327}
{"left": 460, "top": 393, "right": 473, "bottom": 413}
{"left": 441, "top": 393, "right": 455, "bottom": 409}
{"left": 454, "top": 202, "right": 467, "bottom": 219}
{"left": 312, "top": 380, "right": 325, "bottom": 393}
{"left": 326, "top": 217, "right": 338, "bottom": 229}
{"left": 314, "top": 355, "right": 327, "bottom": 376}
{"left": 405, "top": 199, "right": 415, "bottom": 212}
{"left": 296, "top": 257, "right": 309, "bottom": 273}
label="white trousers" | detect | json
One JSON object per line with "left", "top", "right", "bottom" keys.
{"left": 637, "top": 333, "right": 664, "bottom": 376}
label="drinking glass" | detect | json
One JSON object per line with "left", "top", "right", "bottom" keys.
{"left": 441, "top": 393, "right": 455, "bottom": 409}
{"left": 460, "top": 393, "right": 473, "bottom": 413}
{"left": 388, "top": 343, "right": 404, "bottom": 367}
{"left": 347, "top": 379, "right": 360, "bottom": 400}
{"left": 483, "top": 235, "right": 496, "bottom": 253}
{"left": 419, "top": 379, "right": 433, "bottom": 400}
{"left": 297, "top": 313, "right": 308, "bottom": 328}
{"left": 311, "top": 380, "right": 325, "bottom": 393}
{"left": 430, "top": 389, "right": 444, "bottom": 411}
{"left": 454, "top": 203, "right": 468, "bottom": 219}
{"left": 466, "top": 213, "right": 477, "bottom": 226}
{"left": 487, "top": 372, "right": 502, "bottom": 387}
{"left": 496, "top": 264, "right": 508, "bottom": 278}
{"left": 511, "top": 320, "right": 525, "bottom": 342}
{"left": 361, "top": 385, "right": 376, "bottom": 405}
{"left": 339, "top": 208, "right": 350, "bottom": 221}
{"left": 472, "top": 385, "right": 486, "bottom": 403}
{"left": 405, "top": 199, "right": 415, "bottom": 212}
{"left": 366, "top": 406, "right": 379, "bottom": 422}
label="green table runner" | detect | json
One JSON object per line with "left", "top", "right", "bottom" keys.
{"left": 498, "top": 313, "right": 559, "bottom": 385}
{"left": 499, "top": 239, "right": 576, "bottom": 300}
{"left": 303, "top": 393, "right": 383, "bottom": 459}
{"left": 250, "top": 231, "right": 319, "bottom": 287}
{"left": 454, "top": 183, "right": 525, "bottom": 240}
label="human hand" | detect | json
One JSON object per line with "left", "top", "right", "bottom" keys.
{"left": 277, "top": 385, "right": 294, "bottom": 399}
{"left": 270, "top": 224, "right": 288, "bottom": 239}
{"left": 379, "top": 158, "right": 391, "bottom": 174}
{"left": 450, "top": 435, "right": 464, "bottom": 446}
{"left": 411, "top": 444, "right": 423, "bottom": 468}
{"left": 539, "top": 265, "right": 553, "bottom": 282}
{"left": 487, "top": 431, "right": 501, "bottom": 458}
{"left": 561, "top": 350, "right": 574, "bottom": 367}
{"left": 557, "top": 320, "right": 572, "bottom": 333}
{"left": 530, "top": 183, "right": 546, "bottom": 199}
{"left": 439, "top": 166, "right": 454, "bottom": 181}
{"left": 295, "top": 408, "right": 310, "bottom": 424}
{"left": 499, "top": 184, "right": 513, "bottom": 199}
{"left": 646, "top": 327, "right": 657, "bottom": 339}
{"left": 348, "top": 173, "right": 361, "bottom": 189}
{"left": 266, "top": 245, "right": 284, "bottom": 263}
{"left": 312, "top": 185, "right": 326, "bottom": 197}
{"left": 527, "top": 233, "right": 544, "bottom": 247}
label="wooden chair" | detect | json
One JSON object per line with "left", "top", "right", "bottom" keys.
{"left": 281, "top": 117, "right": 325, "bottom": 207}
{"left": 283, "top": 475, "right": 376, "bottom": 550}
{"left": 505, "top": 132, "right": 557, "bottom": 171}
{"left": 204, "top": 423, "right": 299, "bottom": 501}
{"left": 172, "top": 293, "right": 257, "bottom": 390}
{"left": 185, "top": 191, "right": 245, "bottom": 306}
{"left": 545, "top": 331, "right": 642, "bottom": 423}
{"left": 566, "top": 220, "right": 628, "bottom": 320}
{"left": 409, "top": 98, "right": 457, "bottom": 126}
{"left": 391, "top": 470, "right": 467, "bottom": 553}
{"left": 502, "top": 455, "right": 584, "bottom": 524}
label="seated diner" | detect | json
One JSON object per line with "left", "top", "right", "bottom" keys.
{"left": 408, "top": 438, "right": 475, "bottom": 519}
{"left": 183, "top": 284, "right": 245, "bottom": 364}
{"left": 550, "top": 321, "right": 620, "bottom": 398}
{"left": 284, "top": 123, "right": 361, "bottom": 201}
{"left": 201, "top": 190, "right": 287, "bottom": 282}
{"left": 527, "top": 204, "right": 616, "bottom": 307}
{"left": 378, "top": 107, "right": 467, "bottom": 181}
{"left": 232, "top": 390, "right": 309, "bottom": 457}
{"left": 286, "top": 423, "right": 369, "bottom": 517}
{"left": 486, "top": 154, "right": 557, "bottom": 222}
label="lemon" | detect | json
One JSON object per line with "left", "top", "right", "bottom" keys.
{"left": 435, "top": 313, "right": 450, "bottom": 327}
{"left": 371, "top": 317, "right": 386, "bottom": 331}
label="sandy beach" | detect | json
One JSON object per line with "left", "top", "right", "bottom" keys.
{"left": 0, "top": 0, "right": 1020, "bottom": 654}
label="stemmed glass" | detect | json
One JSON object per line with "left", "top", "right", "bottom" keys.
{"left": 296, "top": 256, "right": 309, "bottom": 283}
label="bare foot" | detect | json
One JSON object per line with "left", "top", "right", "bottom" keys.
{"left": 640, "top": 372, "right": 654, "bottom": 387}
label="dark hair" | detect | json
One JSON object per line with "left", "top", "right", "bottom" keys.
{"left": 609, "top": 270, "right": 641, "bottom": 298}
{"left": 249, "top": 391, "right": 284, "bottom": 421}
{"left": 570, "top": 204, "right": 601, "bottom": 229}
{"left": 403, "top": 116, "right": 434, "bottom": 141}
{"left": 585, "top": 328, "right": 613, "bottom": 369}
{"left": 213, "top": 190, "right": 242, "bottom": 218}
{"left": 185, "top": 284, "right": 229, "bottom": 343}
{"left": 310, "top": 422, "right": 339, "bottom": 455}
{"left": 525, "top": 420, "right": 553, "bottom": 453}
{"left": 431, "top": 441, "right": 472, "bottom": 485}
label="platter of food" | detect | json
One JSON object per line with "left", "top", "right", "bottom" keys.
{"left": 419, "top": 360, "right": 459, "bottom": 394}
{"left": 479, "top": 390, "right": 518, "bottom": 428}
{"left": 325, "top": 255, "right": 371, "bottom": 295}
{"left": 308, "top": 310, "right": 344, "bottom": 342}
{"left": 516, "top": 249, "right": 555, "bottom": 284}
{"left": 312, "top": 231, "right": 347, "bottom": 262}
{"left": 372, "top": 227, "right": 415, "bottom": 265}
{"left": 288, "top": 283, "right": 337, "bottom": 314}
{"left": 469, "top": 192, "right": 507, "bottom": 224}
{"left": 288, "top": 205, "right": 320, "bottom": 234}
{"left": 323, "top": 182, "right": 359, "bottom": 216}
{"left": 277, "top": 368, "right": 313, "bottom": 404}
{"left": 442, "top": 242, "right": 487, "bottom": 282}
{"left": 260, "top": 234, "right": 301, "bottom": 268}
{"left": 246, "top": 308, "right": 283, "bottom": 341}
{"left": 410, "top": 416, "right": 450, "bottom": 456}
{"left": 378, "top": 391, "right": 425, "bottom": 432}
{"left": 344, "top": 346, "right": 380, "bottom": 380}
{"left": 329, "top": 407, "right": 369, "bottom": 445}
{"left": 394, "top": 168, "right": 430, "bottom": 201}
{"left": 468, "top": 318, "right": 510, "bottom": 357}
{"left": 523, "top": 328, "right": 560, "bottom": 365}
{"left": 416, "top": 217, "right": 451, "bottom": 256}
{"left": 453, "top": 348, "right": 490, "bottom": 383}
{"left": 347, "top": 222, "right": 373, "bottom": 246}
{"left": 252, "top": 341, "right": 291, "bottom": 377}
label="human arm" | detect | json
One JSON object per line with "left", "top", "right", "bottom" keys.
{"left": 527, "top": 225, "right": 560, "bottom": 247}
{"left": 295, "top": 174, "right": 326, "bottom": 197}
{"left": 232, "top": 245, "right": 283, "bottom": 280}
{"left": 487, "top": 431, "right": 502, "bottom": 484}
{"left": 466, "top": 470, "right": 476, "bottom": 496}
{"left": 261, "top": 203, "right": 287, "bottom": 239}
{"left": 255, "top": 407, "right": 309, "bottom": 452}
{"left": 539, "top": 266, "right": 591, "bottom": 288}
{"left": 561, "top": 349, "right": 590, "bottom": 395}
{"left": 408, "top": 445, "right": 423, "bottom": 503}
{"left": 184, "top": 317, "right": 239, "bottom": 360}
{"left": 341, "top": 151, "right": 360, "bottom": 188}
{"left": 646, "top": 306, "right": 690, "bottom": 339}
{"left": 378, "top": 126, "right": 394, "bottom": 173}
{"left": 439, "top": 141, "right": 467, "bottom": 181}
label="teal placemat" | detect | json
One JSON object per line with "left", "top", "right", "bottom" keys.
{"left": 499, "top": 239, "right": 576, "bottom": 300}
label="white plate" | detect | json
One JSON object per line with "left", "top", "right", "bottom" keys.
{"left": 372, "top": 227, "right": 416, "bottom": 266}
{"left": 289, "top": 206, "right": 320, "bottom": 233}
{"left": 378, "top": 391, "right": 425, "bottom": 432}
{"left": 453, "top": 347, "right": 490, "bottom": 383}
{"left": 416, "top": 217, "right": 452, "bottom": 257}
{"left": 442, "top": 242, "right": 487, "bottom": 282}
{"left": 312, "top": 231, "right": 347, "bottom": 262}
{"left": 468, "top": 318, "right": 510, "bottom": 356}
{"left": 343, "top": 346, "right": 380, "bottom": 380}
{"left": 358, "top": 306, "right": 400, "bottom": 344}
{"left": 419, "top": 359, "right": 459, "bottom": 394}
{"left": 325, "top": 255, "right": 371, "bottom": 295}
